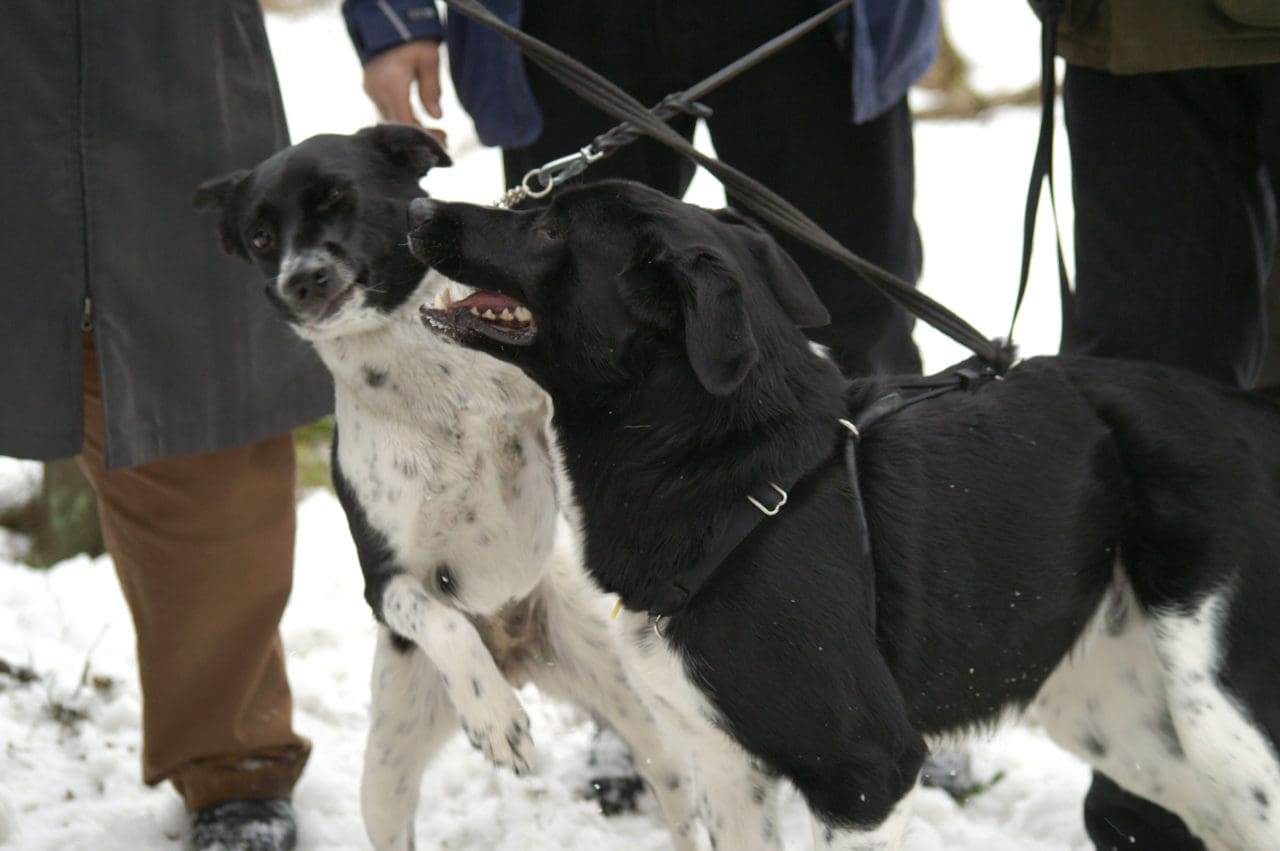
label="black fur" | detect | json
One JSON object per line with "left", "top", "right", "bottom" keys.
{"left": 330, "top": 429, "right": 408, "bottom": 641}
{"left": 407, "top": 179, "right": 1280, "bottom": 834}
{"left": 194, "top": 124, "right": 448, "bottom": 319}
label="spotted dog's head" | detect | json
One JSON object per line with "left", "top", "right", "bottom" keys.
{"left": 194, "top": 124, "right": 451, "bottom": 341}
{"left": 406, "top": 179, "right": 829, "bottom": 397}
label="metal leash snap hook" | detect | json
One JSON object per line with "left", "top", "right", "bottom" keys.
{"left": 837, "top": 418, "right": 861, "bottom": 441}
{"left": 746, "top": 482, "right": 788, "bottom": 516}
{"left": 522, "top": 145, "right": 603, "bottom": 199}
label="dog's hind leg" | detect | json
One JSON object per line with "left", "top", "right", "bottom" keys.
{"left": 1150, "top": 592, "right": 1280, "bottom": 850}
{"left": 613, "top": 610, "right": 785, "bottom": 851}
{"left": 681, "top": 726, "right": 784, "bottom": 851}
{"left": 380, "top": 573, "right": 535, "bottom": 775}
{"left": 362, "top": 627, "right": 457, "bottom": 851}
{"left": 532, "top": 567, "right": 702, "bottom": 850}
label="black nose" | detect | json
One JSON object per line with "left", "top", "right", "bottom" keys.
{"left": 408, "top": 196, "right": 438, "bottom": 231}
{"left": 281, "top": 259, "right": 330, "bottom": 309}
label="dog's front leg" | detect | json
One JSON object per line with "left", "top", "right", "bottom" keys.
{"left": 618, "top": 612, "right": 784, "bottom": 850}
{"left": 362, "top": 626, "right": 458, "bottom": 851}
{"left": 810, "top": 790, "right": 915, "bottom": 851}
{"left": 380, "top": 574, "right": 535, "bottom": 775}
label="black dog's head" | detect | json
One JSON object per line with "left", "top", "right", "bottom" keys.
{"left": 193, "top": 124, "right": 450, "bottom": 340}
{"left": 407, "top": 180, "right": 829, "bottom": 398}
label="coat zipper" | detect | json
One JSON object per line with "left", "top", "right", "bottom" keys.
{"left": 75, "top": 0, "right": 94, "bottom": 335}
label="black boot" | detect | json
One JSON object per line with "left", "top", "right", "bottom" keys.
{"left": 188, "top": 798, "right": 298, "bottom": 851}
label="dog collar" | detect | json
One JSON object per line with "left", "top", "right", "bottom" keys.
{"left": 645, "top": 365, "right": 997, "bottom": 621}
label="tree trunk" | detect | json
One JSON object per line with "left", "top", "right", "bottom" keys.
{"left": 25, "top": 460, "right": 104, "bottom": 568}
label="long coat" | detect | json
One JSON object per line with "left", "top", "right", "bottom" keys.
{"left": 0, "top": 0, "right": 331, "bottom": 470}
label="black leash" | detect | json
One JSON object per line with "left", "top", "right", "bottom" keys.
{"left": 1012, "top": 0, "right": 1075, "bottom": 349}
{"left": 648, "top": 365, "right": 997, "bottom": 618}
{"left": 442, "top": 0, "right": 1013, "bottom": 372}
{"left": 499, "top": 1, "right": 853, "bottom": 204}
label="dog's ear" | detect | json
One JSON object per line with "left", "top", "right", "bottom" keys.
{"left": 711, "top": 209, "right": 830, "bottom": 329}
{"left": 193, "top": 170, "right": 251, "bottom": 258}
{"left": 358, "top": 123, "right": 452, "bottom": 176}
{"left": 669, "top": 251, "right": 760, "bottom": 395}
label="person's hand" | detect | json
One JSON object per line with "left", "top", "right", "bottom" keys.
{"left": 362, "top": 39, "right": 443, "bottom": 126}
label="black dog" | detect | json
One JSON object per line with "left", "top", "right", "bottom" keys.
{"left": 407, "top": 179, "right": 1280, "bottom": 851}
{"left": 194, "top": 131, "right": 698, "bottom": 851}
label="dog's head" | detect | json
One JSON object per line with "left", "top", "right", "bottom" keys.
{"left": 193, "top": 124, "right": 450, "bottom": 340}
{"left": 407, "top": 180, "right": 829, "bottom": 398}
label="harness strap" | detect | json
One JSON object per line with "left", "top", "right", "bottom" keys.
{"left": 648, "top": 366, "right": 997, "bottom": 618}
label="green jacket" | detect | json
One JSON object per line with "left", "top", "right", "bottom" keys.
{"left": 1058, "top": 0, "right": 1280, "bottom": 72}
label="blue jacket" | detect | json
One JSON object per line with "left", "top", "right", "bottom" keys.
{"left": 342, "top": 1, "right": 938, "bottom": 147}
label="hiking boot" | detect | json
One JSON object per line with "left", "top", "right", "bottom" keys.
{"left": 188, "top": 798, "right": 297, "bottom": 851}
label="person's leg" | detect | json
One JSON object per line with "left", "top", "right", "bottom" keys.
{"left": 687, "top": 2, "right": 923, "bottom": 376}
{"left": 76, "top": 332, "right": 308, "bottom": 812}
{"left": 1251, "top": 255, "right": 1280, "bottom": 398}
{"left": 1063, "top": 64, "right": 1273, "bottom": 388}
{"left": 1250, "top": 63, "right": 1280, "bottom": 397}
{"left": 503, "top": 0, "right": 696, "bottom": 198}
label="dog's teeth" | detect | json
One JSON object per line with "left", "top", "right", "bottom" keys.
{"left": 482, "top": 309, "right": 497, "bottom": 320}
{"left": 470, "top": 307, "right": 480, "bottom": 316}
{"left": 514, "top": 307, "right": 533, "bottom": 323}
{"left": 500, "top": 309, "right": 514, "bottom": 321}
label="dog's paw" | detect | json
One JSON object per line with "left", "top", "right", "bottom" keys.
{"left": 455, "top": 689, "right": 536, "bottom": 776}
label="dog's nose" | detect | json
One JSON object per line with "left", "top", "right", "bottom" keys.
{"left": 408, "top": 196, "right": 438, "bottom": 231}
{"left": 280, "top": 259, "right": 331, "bottom": 309}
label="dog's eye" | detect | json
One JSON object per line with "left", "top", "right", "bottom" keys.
{"left": 250, "top": 230, "right": 274, "bottom": 252}
{"left": 537, "top": 224, "right": 561, "bottom": 241}
{"left": 318, "top": 187, "right": 344, "bottom": 211}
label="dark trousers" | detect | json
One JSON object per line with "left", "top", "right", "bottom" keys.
{"left": 505, "top": 0, "right": 923, "bottom": 377}
{"left": 1063, "top": 63, "right": 1280, "bottom": 388}
{"left": 1063, "top": 62, "right": 1280, "bottom": 851}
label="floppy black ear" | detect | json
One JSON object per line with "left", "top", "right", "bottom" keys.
{"left": 358, "top": 123, "right": 452, "bottom": 176}
{"left": 712, "top": 208, "right": 830, "bottom": 328}
{"left": 192, "top": 169, "right": 250, "bottom": 258}
{"left": 671, "top": 251, "right": 759, "bottom": 395}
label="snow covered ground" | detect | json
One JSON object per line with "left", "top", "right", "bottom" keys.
{"left": 0, "top": 1, "right": 1095, "bottom": 848}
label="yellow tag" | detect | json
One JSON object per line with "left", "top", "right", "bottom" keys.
{"left": 610, "top": 597, "right": 623, "bottom": 619}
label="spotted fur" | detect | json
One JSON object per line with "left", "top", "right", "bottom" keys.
{"left": 196, "top": 132, "right": 698, "bottom": 851}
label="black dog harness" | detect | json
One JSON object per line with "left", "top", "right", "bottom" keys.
{"left": 647, "top": 365, "right": 999, "bottom": 621}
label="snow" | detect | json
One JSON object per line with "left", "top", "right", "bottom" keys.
{"left": 1, "top": 1, "right": 1095, "bottom": 848}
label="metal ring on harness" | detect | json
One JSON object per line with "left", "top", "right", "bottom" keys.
{"left": 746, "top": 482, "right": 788, "bottom": 516}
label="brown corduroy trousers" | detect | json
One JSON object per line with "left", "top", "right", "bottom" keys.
{"left": 75, "top": 333, "right": 309, "bottom": 810}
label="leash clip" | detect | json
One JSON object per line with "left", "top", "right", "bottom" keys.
{"left": 496, "top": 145, "right": 605, "bottom": 208}
{"left": 746, "top": 482, "right": 788, "bottom": 516}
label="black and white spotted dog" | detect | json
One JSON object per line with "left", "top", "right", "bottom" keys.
{"left": 193, "top": 127, "right": 698, "bottom": 851}
{"left": 406, "top": 180, "right": 1280, "bottom": 851}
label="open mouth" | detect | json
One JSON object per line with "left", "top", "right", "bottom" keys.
{"left": 420, "top": 287, "right": 536, "bottom": 346}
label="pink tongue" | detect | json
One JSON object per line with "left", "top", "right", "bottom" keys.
{"left": 452, "top": 291, "right": 522, "bottom": 312}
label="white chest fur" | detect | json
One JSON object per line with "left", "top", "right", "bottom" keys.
{"left": 319, "top": 316, "right": 559, "bottom": 615}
